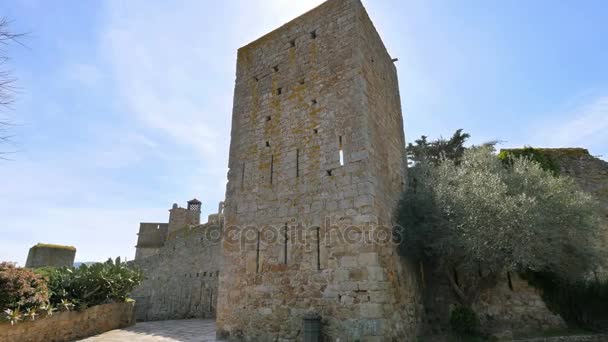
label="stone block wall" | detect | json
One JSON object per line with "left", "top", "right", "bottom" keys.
{"left": 0, "top": 301, "right": 135, "bottom": 342}
{"left": 544, "top": 149, "right": 608, "bottom": 267}
{"left": 217, "top": 0, "right": 422, "bottom": 340}
{"left": 25, "top": 244, "right": 76, "bottom": 268}
{"left": 423, "top": 265, "right": 565, "bottom": 336}
{"left": 130, "top": 223, "right": 222, "bottom": 321}
{"left": 168, "top": 205, "right": 201, "bottom": 237}
{"left": 135, "top": 223, "right": 169, "bottom": 260}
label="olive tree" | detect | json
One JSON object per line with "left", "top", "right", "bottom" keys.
{"left": 396, "top": 146, "right": 603, "bottom": 306}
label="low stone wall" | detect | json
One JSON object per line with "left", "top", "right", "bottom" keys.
{"left": 0, "top": 301, "right": 135, "bottom": 342}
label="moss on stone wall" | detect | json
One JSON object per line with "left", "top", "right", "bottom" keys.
{"left": 498, "top": 147, "right": 563, "bottom": 175}
{"left": 33, "top": 243, "right": 76, "bottom": 251}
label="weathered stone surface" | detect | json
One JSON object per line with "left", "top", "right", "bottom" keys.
{"left": 25, "top": 243, "right": 76, "bottom": 268}
{"left": 130, "top": 223, "right": 222, "bottom": 322}
{"left": 217, "top": 0, "right": 422, "bottom": 340}
{"left": 0, "top": 302, "right": 135, "bottom": 342}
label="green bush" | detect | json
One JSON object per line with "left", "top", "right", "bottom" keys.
{"left": 38, "top": 257, "right": 142, "bottom": 310}
{"left": 450, "top": 306, "right": 479, "bottom": 336}
{"left": 0, "top": 262, "right": 48, "bottom": 311}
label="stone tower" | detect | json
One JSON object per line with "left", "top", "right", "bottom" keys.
{"left": 25, "top": 243, "right": 76, "bottom": 268}
{"left": 217, "top": 0, "right": 421, "bottom": 340}
{"left": 167, "top": 198, "right": 201, "bottom": 237}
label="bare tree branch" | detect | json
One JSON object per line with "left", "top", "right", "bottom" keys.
{"left": 0, "top": 17, "right": 24, "bottom": 158}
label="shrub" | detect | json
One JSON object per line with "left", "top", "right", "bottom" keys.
{"left": 0, "top": 262, "right": 48, "bottom": 311}
{"left": 450, "top": 305, "right": 479, "bottom": 336}
{"left": 39, "top": 257, "right": 142, "bottom": 310}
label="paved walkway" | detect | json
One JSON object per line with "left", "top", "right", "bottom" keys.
{"left": 80, "top": 319, "right": 224, "bottom": 342}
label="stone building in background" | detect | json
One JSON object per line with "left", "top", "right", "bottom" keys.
{"left": 130, "top": 199, "right": 224, "bottom": 321}
{"left": 25, "top": 243, "right": 76, "bottom": 268}
{"left": 217, "top": 0, "right": 422, "bottom": 340}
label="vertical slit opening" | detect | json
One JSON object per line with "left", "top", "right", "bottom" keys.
{"left": 310, "top": 30, "right": 317, "bottom": 39}
{"left": 296, "top": 149, "right": 300, "bottom": 178}
{"left": 507, "top": 271, "right": 514, "bottom": 291}
{"left": 316, "top": 227, "right": 321, "bottom": 270}
{"left": 284, "top": 223, "right": 288, "bottom": 264}
{"left": 209, "top": 292, "right": 213, "bottom": 312}
{"left": 270, "top": 154, "right": 274, "bottom": 185}
{"left": 241, "top": 163, "right": 245, "bottom": 190}
{"left": 256, "top": 231, "right": 261, "bottom": 273}
{"left": 339, "top": 136, "right": 344, "bottom": 166}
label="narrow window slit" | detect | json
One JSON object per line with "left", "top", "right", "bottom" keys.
{"left": 241, "top": 163, "right": 246, "bottom": 190}
{"left": 266, "top": 116, "right": 271, "bottom": 121}
{"left": 313, "top": 129, "right": 318, "bottom": 134}
{"left": 339, "top": 136, "right": 344, "bottom": 166}
{"left": 273, "top": 65, "right": 279, "bottom": 72}
{"left": 270, "top": 154, "right": 274, "bottom": 185}
{"left": 256, "top": 231, "right": 261, "bottom": 273}
{"left": 254, "top": 76, "right": 259, "bottom": 82}
{"left": 507, "top": 272, "right": 514, "bottom": 291}
{"left": 311, "top": 99, "right": 317, "bottom": 105}
{"left": 310, "top": 30, "right": 317, "bottom": 39}
{"left": 283, "top": 223, "right": 288, "bottom": 264}
{"left": 316, "top": 227, "right": 321, "bottom": 270}
{"left": 290, "top": 39, "right": 296, "bottom": 48}
{"left": 327, "top": 169, "right": 332, "bottom": 176}
{"left": 296, "top": 149, "right": 300, "bottom": 178}
{"left": 277, "top": 87, "right": 282, "bottom": 95}
{"left": 266, "top": 141, "right": 270, "bottom": 147}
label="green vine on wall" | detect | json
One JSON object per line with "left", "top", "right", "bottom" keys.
{"left": 498, "top": 147, "right": 561, "bottom": 175}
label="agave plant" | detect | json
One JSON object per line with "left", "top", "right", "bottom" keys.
{"left": 59, "top": 299, "right": 73, "bottom": 312}
{"left": 39, "top": 303, "right": 56, "bottom": 317}
{"left": 4, "top": 307, "right": 22, "bottom": 325}
{"left": 24, "top": 307, "right": 38, "bottom": 321}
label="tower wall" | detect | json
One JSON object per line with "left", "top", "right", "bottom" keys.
{"left": 135, "top": 223, "right": 169, "bottom": 261}
{"left": 217, "top": 0, "right": 421, "bottom": 340}
{"left": 25, "top": 244, "right": 76, "bottom": 268}
{"left": 168, "top": 206, "right": 201, "bottom": 237}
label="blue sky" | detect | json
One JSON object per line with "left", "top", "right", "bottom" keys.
{"left": 1, "top": 0, "right": 606, "bottom": 265}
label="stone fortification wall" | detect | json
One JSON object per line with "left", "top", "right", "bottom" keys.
{"left": 130, "top": 222, "right": 222, "bottom": 321}
{"left": 25, "top": 243, "right": 76, "bottom": 268}
{"left": 217, "top": 0, "right": 422, "bottom": 340}
{"left": 135, "top": 223, "right": 169, "bottom": 260}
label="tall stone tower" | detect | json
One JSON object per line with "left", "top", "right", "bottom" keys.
{"left": 218, "top": 0, "right": 421, "bottom": 340}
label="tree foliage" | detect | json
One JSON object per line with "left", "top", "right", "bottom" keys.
{"left": 1, "top": 258, "right": 142, "bottom": 325}
{"left": 37, "top": 257, "right": 143, "bottom": 310}
{"left": 0, "top": 262, "right": 48, "bottom": 311}
{"left": 406, "top": 129, "right": 471, "bottom": 165}
{"left": 397, "top": 145, "right": 603, "bottom": 306}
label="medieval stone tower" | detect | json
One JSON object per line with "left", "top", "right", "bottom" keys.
{"left": 217, "top": 0, "right": 421, "bottom": 340}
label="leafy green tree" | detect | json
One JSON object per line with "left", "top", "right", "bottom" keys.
{"left": 396, "top": 146, "right": 603, "bottom": 306}
{"left": 406, "top": 129, "right": 471, "bottom": 165}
